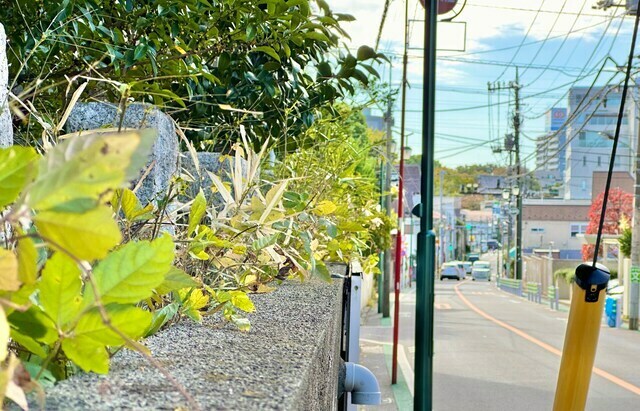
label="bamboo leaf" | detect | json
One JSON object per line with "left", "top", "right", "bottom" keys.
{"left": 187, "top": 190, "right": 207, "bottom": 236}
{"left": 259, "top": 181, "right": 288, "bottom": 224}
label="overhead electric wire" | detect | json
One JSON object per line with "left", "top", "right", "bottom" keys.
{"left": 519, "top": 0, "right": 570, "bottom": 78}
{"left": 524, "top": 10, "right": 623, "bottom": 118}
{"left": 494, "top": 0, "right": 547, "bottom": 81}
{"left": 522, "top": 0, "right": 586, "bottom": 84}
{"left": 593, "top": 5, "right": 640, "bottom": 264}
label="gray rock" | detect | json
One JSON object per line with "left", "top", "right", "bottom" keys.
{"left": 181, "top": 151, "right": 248, "bottom": 210}
{"left": 66, "top": 102, "right": 179, "bottom": 204}
{"left": 35, "top": 279, "right": 344, "bottom": 410}
{"left": 0, "top": 23, "right": 13, "bottom": 148}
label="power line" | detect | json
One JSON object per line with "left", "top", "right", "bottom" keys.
{"left": 494, "top": 0, "right": 547, "bottom": 81}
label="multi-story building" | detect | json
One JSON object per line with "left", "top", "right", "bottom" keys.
{"left": 534, "top": 108, "right": 567, "bottom": 198}
{"left": 563, "top": 85, "right": 638, "bottom": 199}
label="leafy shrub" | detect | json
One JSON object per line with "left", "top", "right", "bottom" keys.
{"left": 0, "top": 131, "right": 201, "bottom": 407}
{"left": 554, "top": 268, "right": 575, "bottom": 284}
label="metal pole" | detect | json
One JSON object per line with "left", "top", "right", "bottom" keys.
{"left": 514, "top": 67, "right": 523, "bottom": 280}
{"left": 383, "top": 62, "right": 393, "bottom": 319}
{"left": 415, "top": 0, "right": 437, "bottom": 408}
{"left": 378, "top": 158, "right": 385, "bottom": 314}
{"left": 439, "top": 170, "right": 445, "bottom": 265}
{"left": 392, "top": 0, "right": 410, "bottom": 383}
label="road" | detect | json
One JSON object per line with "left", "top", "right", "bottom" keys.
{"left": 360, "top": 275, "right": 640, "bottom": 410}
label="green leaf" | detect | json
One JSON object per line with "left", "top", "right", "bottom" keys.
{"left": 252, "top": 233, "right": 279, "bottom": 251}
{"left": 145, "top": 302, "right": 179, "bottom": 337}
{"left": 27, "top": 130, "right": 156, "bottom": 211}
{"left": 0, "top": 146, "right": 38, "bottom": 208}
{"left": 47, "top": 197, "right": 99, "bottom": 214}
{"left": 133, "top": 43, "right": 147, "bottom": 61}
{"left": 0, "top": 249, "right": 20, "bottom": 292}
{"left": 39, "top": 253, "right": 83, "bottom": 328}
{"left": 251, "top": 46, "right": 281, "bottom": 62}
{"left": 9, "top": 330, "right": 47, "bottom": 358}
{"left": 179, "top": 289, "right": 209, "bottom": 322}
{"left": 229, "top": 291, "right": 255, "bottom": 313}
{"left": 317, "top": 61, "right": 332, "bottom": 77}
{"left": 112, "top": 188, "right": 154, "bottom": 221}
{"left": 188, "top": 190, "right": 207, "bottom": 236}
{"left": 356, "top": 45, "right": 377, "bottom": 61}
{"left": 155, "top": 266, "right": 200, "bottom": 295}
{"left": 8, "top": 307, "right": 57, "bottom": 344}
{"left": 73, "top": 304, "right": 152, "bottom": 346}
{"left": 230, "top": 315, "right": 251, "bottom": 332}
{"left": 87, "top": 235, "right": 174, "bottom": 305}
{"left": 61, "top": 336, "right": 109, "bottom": 374}
{"left": 313, "top": 260, "right": 332, "bottom": 282}
{"left": 34, "top": 206, "right": 122, "bottom": 261}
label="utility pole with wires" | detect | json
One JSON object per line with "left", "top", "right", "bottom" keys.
{"left": 488, "top": 67, "right": 523, "bottom": 279}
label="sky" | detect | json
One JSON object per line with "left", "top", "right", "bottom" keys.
{"left": 325, "top": 0, "right": 638, "bottom": 169}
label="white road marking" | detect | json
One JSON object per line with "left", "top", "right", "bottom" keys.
{"left": 509, "top": 299, "right": 522, "bottom": 304}
{"left": 359, "top": 338, "right": 415, "bottom": 397}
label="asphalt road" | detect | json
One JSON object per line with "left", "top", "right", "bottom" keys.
{"left": 361, "top": 276, "right": 640, "bottom": 410}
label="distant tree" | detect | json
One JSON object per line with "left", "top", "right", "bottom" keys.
{"left": 582, "top": 188, "right": 633, "bottom": 262}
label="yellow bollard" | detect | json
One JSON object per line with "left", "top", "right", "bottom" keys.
{"left": 553, "top": 263, "right": 609, "bottom": 411}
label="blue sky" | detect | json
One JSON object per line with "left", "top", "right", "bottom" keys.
{"left": 326, "top": 0, "right": 637, "bottom": 169}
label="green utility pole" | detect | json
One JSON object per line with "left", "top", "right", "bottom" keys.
{"left": 415, "top": 0, "right": 437, "bottom": 409}
{"left": 383, "top": 64, "right": 393, "bottom": 319}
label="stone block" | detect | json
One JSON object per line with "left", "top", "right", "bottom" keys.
{"left": 0, "top": 23, "right": 13, "bottom": 148}
{"left": 66, "top": 102, "right": 178, "bottom": 204}
{"left": 31, "top": 279, "right": 345, "bottom": 410}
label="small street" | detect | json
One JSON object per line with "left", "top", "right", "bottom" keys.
{"left": 361, "top": 276, "right": 640, "bottom": 410}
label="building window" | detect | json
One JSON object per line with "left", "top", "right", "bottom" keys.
{"left": 531, "top": 228, "right": 545, "bottom": 233}
{"left": 570, "top": 223, "right": 588, "bottom": 237}
{"left": 598, "top": 156, "right": 601, "bottom": 166}
{"left": 583, "top": 156, "right": 587, "bottom": 167}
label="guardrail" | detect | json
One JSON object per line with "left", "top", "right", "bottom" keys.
{"left": 526, "top": 282, "right": 542, "bottom": 303}
{"left": 497, "top": 277, "right": 522, "bottom": 296}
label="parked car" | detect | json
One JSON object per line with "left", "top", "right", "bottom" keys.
{"left": 472, "top": 260, "right": 491, "bottom": 281}
{"left": 461, "top": 261, "right": 473, "bottom": 275}
{"left": 440, "top": 262, "right": 465, "bottom": 281}
{"left": 606, "top": 279, "right": 624, "bottom": 295}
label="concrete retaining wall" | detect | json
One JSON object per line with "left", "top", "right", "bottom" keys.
{"left": 37, "top": 277, "right": 345, "bottom": 410}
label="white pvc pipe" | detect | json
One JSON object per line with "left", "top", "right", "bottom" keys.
{"left": 344, "top": 362, "right": 381, "bottom": 405}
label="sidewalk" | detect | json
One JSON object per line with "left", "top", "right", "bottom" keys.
{"left": 358, "top": 299, "right": 413, "bottom": 410}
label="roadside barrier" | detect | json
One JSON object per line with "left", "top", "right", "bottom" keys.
{"left": 497, "top": 277, "right": 522, "bottom": 296}
{"left": 526, "top": 282, "right": 542, "bottom": 303}
{"left": 548, "top": 285, "right": 559, "bottom": 310}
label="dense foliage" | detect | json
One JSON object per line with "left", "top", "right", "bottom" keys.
{"left": 582, "top": 188, "right": 633, "bottom": 262}
{"left": 2, "top": 0, "right": 383, "bottom": 151}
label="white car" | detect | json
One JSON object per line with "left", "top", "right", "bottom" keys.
{"left": 472, "top": 261, "right": 491, "bottom": 281}
{"left": 440, "top": 262, "right": 465, "bottom": 281}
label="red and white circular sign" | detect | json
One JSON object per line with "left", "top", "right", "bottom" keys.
{"left": 419, "top": 0, "right": 459, "bottom": 15}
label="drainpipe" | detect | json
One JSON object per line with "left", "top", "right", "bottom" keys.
{"left": 341, "top": 362, "right": 382, "bottom": 405}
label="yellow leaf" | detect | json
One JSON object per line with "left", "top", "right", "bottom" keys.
{"left": 16, "top": 235, "right": 37, "bottom": 285}
{"left": 0, "top": 249, "right": 20, "bottom": 292}
{"left": 34, "top": 206, "right": 122, "bottom": 261}
{"left": 0, "top": 306, "right": 8, "bottom": 361}
{"left": 313, "top": 200, "right": 337, "bottom": 216}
